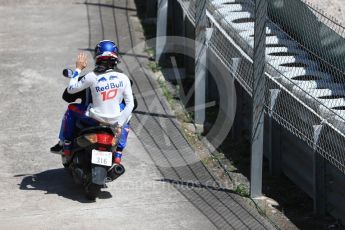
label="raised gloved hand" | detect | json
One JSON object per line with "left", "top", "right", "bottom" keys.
{"left": 76, "top": 52, "right": 87, "bottom": 71}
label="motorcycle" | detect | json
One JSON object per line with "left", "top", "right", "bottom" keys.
{"left": 60, "top": 68, "right": 125, "bottom": 200}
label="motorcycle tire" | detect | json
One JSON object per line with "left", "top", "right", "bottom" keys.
{"left": 85, "top": 183, "right": 101, "bottom": 201}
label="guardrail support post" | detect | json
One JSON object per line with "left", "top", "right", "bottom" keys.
{"left": 194, "top": 0, "right": 208, "bottom": 132}
{"left": 156, "top": 0, "right": 168, "bottom": 63}
{"left": 250, "top": 0, "right": 267, "bottom": 199}
{"left": 268, "top": 89, "right": 281, "bottom": 176}
{"left": 230, "top": 58, "right": 242, "bottom": 142}
{"left": 313, "top": 124, "right": 326, "bottom": 216}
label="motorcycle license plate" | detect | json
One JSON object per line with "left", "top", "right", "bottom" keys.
{"left": 91, "top": 150, "right": 112, "bottom": 166}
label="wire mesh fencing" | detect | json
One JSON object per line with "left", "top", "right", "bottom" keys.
{"left": 177, "top": 0, "right": 196, "bottom": 26}
{"left": 176, "top": 0, "right": 345, "bottom": 174}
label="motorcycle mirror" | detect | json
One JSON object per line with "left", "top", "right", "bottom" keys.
{"left": 62, "top": 68, "right": 74, "bottom": 78}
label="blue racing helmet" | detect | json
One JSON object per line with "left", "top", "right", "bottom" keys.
{"left": 94, "top": 40, "right": 119, "bottom": 72}
{"left": 94, "top": 40, "right": 119, "bottom": 59}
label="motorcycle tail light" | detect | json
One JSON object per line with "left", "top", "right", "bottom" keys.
{"left": 96, "top": 133, "right": 115, "bottom": 145}
{"left": 84, "top": 133, "right": 116, "bottom": 146}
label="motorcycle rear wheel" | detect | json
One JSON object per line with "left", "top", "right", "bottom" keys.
{"left": 85, "top": 183, "right": 101, "bottom": 201}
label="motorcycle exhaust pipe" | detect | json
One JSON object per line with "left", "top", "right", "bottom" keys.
{"left": 107, "top": 164, "right": 125, "bottom": 181}
{"left": 114, "top": 164, "right": 125, "bottom": 175}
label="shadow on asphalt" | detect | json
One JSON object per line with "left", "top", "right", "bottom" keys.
{"left": 76, "top": 1, "right": 137, "bottom": 12}
{"left": 157, "top": 178, "right": 238, "bottom": 194}
{"left": 15, "top": 168, "right": 112, "bottom": 203}
{"left": 133, "top": 110, "right": 177, "bottom": 119}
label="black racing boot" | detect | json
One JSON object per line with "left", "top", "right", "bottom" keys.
{"left": 50, "top": 142, "right": 63, "bottom": 154}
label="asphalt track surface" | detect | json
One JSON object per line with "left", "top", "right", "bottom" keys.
{"left": 0, "top": 0, "right": 276, "bottom": 229}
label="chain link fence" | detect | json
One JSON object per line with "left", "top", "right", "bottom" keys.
{"left": 176, "top": 0, "right": 345, "bottom": 174}
{"left": 177, "top": 0, "right": 196, "bottom": 25}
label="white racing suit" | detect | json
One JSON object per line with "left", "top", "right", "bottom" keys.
{"left": 63, "top": 69, "right": 134, "bottom": 143}
{"left": 68, "top": 69, "right": 134, "bottom": 125}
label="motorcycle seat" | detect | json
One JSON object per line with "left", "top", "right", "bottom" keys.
{"left": 78, "top": 125, "right": 114, "bottom": 136}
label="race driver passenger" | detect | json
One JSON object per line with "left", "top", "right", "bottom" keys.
{"left": 51, "top": 40, "right": 134, "bottom": 165}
